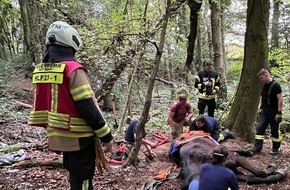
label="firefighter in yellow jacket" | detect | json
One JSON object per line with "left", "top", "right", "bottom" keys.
{"left": 194, "top": 60, "right": 220, "bottom": 117}
{"left": 28, "top": 21, "right": 113, "bottom": 190}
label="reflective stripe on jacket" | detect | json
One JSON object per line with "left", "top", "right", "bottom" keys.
{"left": 28, "top": 61, "right": 95, "bottom": 138}
{"left": 195, "top": 70, "right": 220, "bottom": 100}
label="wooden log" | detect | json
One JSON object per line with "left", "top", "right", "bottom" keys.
{"left": 12, "top": 100, "right": 33, "bottom": 109}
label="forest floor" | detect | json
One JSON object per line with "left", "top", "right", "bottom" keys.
{"left": 0, "top": 76, "right": 290, "bottom": 190}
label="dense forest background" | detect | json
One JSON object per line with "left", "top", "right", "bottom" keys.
{"left": 0, "top": 0, "right": 290, "bottom": 141}
{"left": 1, "top": 0, "right": 290, "bottom": 189}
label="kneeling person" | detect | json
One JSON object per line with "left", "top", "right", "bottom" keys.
{"left": 198, "top": 145, "right": 239, "bottom": 190}
{"left": 189, "top": 115, "right": 234, "bottom": 142}
{"left": 124, "top": 116, "right": 157, "bottom": 160}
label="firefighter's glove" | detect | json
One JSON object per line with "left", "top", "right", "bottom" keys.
{"left": 275, "top": 111, "right": 282, "bottom": 123}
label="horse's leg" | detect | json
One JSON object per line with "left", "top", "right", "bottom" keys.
{"left": 233, "top": 155, "right": 274, "bottom": 178}
{"left": 236, "top": 169, "right": 287, "bottom": 184}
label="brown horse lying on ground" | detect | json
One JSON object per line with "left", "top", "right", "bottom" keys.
{"left": 169, "top": 131, "right": 287, "bottom": 190}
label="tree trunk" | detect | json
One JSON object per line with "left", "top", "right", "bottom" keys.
{"left": 270, "top": 0, "right": 280, "bottom": 49}
{"left": 178, "top": 4, "right": 188, "bottom": 35}
{"left": 210, "top": 0, "right": 224, "bottom": 77}
{"left": 19, "top": 0, "right": 33, "bottom": 62}
{"left": 204, "top": 4, "right": 213, "bottom": 59}
{"left": 195, "top": 17, "right": 202, "bottom": 71}
{"left": 143, "top": 0, "right": 149, "bottom": 23}
{"left": 165, "top": 46, "right": 175, "bottom": 101}
{"left": 123, "top": 0, "right": 171, "bottom": 167}
{"left": 0, "top": 39, "right": 6, "bottom": 59}
{"left": 224, "top": 0, "right": 270, "bottom": 142}
{"left": 220, "top": 4, "right": 227, "bottom": 73}
{"left": 210, "top": 0, "right": 227, "bottom": 101}
{"left": 184, "top": 0, "right": 202, "bottom": 72}
{"left": 95, "top": 54, "right": 135, "bottom": 102}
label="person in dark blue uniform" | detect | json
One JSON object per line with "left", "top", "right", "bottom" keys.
{"left": 189, "top": 115, "right": 234, "bottom": 142}
{"left": 197, "top": 145, "right": 239, "bottom": 190}
{"left": 124, "top": 116, "right": 157, "bottom": 159}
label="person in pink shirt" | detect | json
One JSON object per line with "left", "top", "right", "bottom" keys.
{"left": 168, "top": 92, "right": 194, "bottom": 139}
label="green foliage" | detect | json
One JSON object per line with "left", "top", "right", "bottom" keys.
{"left": 268, "top": 48, "right": 290, "bottom": 123}
{"left": 227, "top": 60, "right": 243, "bottom": 81}
{"left": 268, "top": 48, "right": 290, "bottom": 82}
{"left": 0, "top": 0, "right": 10, "bottom": 5}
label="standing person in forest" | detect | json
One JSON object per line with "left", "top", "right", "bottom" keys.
{"left": 194, "top": 60, "right": 220, "bottom": 117}
{"left": 249, "top": 68, "right": 283, "bottom": 156}
{"left": 28, "top": 21, "right": 113, "bottom": 190}
{"left": 168, "top": 91, "right": 194, "bottom": 139}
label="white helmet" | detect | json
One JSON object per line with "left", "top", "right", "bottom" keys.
{"left": 46, "top": 21, "right": 83, "bottom": 51}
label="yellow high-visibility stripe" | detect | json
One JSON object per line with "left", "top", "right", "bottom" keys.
{"left": 30, "top": 111, "right": 95, "bottom": 132}
{"left": 49, "top": 112, "right": 70, "bottom": 122}
{"left": 28, "top": 117, "right": 48, "bottom": 124}
{"left": 198, "top": 93, "right": 216, "bottom": 99}
{"left": 95, "top": 124, "right": 111, "bottom": 138}
{"left": 218, "top": 133, "right": 224, "bottom": 142}
{"left": 70, "top": 125, "right": 94, "bottom": 132}
{"left": 272, "top": 136, "right": 282, "bottom": 142}
{"left": 48, "top": 112, "right": 70, "bottom": 129}
{"left": 29, "top": 110, "right": 49, "bottom": 124}
{"left": 82, "top": 179, "right": 89, "bottom": 190}
{"left": 49, "top": 120, "right": 69, "bottom": 129}
{"left": 71, "top": 84, "right": 92, "bottom": 94}
{"left": 30, "top": 110, "right": 48, "bottom": 116}
{"left": 197, "top": 84, "right": 202, "bottom": 89}
{"left": 47, "top": 128, "right": 94, "bottom": 138}
{"left": 70, "top": 117, "right": 94, "bottom": 132}
{"left": 70, "top": 117, "right": 87, "bottom": 124}
{"left": 51, "top": 84, "right": 58, "bottom": 112}
{"left": 70, "top": 84, "right": 94, "bottom": 101}
{"left": 272, "top": 138, "right": 281, "bottom": 142}
{"left": 255, "top": 135, "right": 264, "bottom": 140}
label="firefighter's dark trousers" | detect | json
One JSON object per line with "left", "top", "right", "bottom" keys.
{"left": 254, "top": 108, "right": 281, "bottom": 152}
{"left": 198, "top": 98, "right": 216, "bottom": 117}
{"left": 63, "top": 138, "right": 96, "bottom": 190}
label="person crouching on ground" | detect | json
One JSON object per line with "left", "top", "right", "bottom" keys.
{"left": 168, "top": 92, "right": 194, "bottom": 139}
{"left": 196, "top": 145, "right": 239, "bottom": 190}
{"left": 189, "top": 114, "right": 234, "bottom": 143}
{"left": 124, "top": 115, "right": 157, "bottom": 160}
